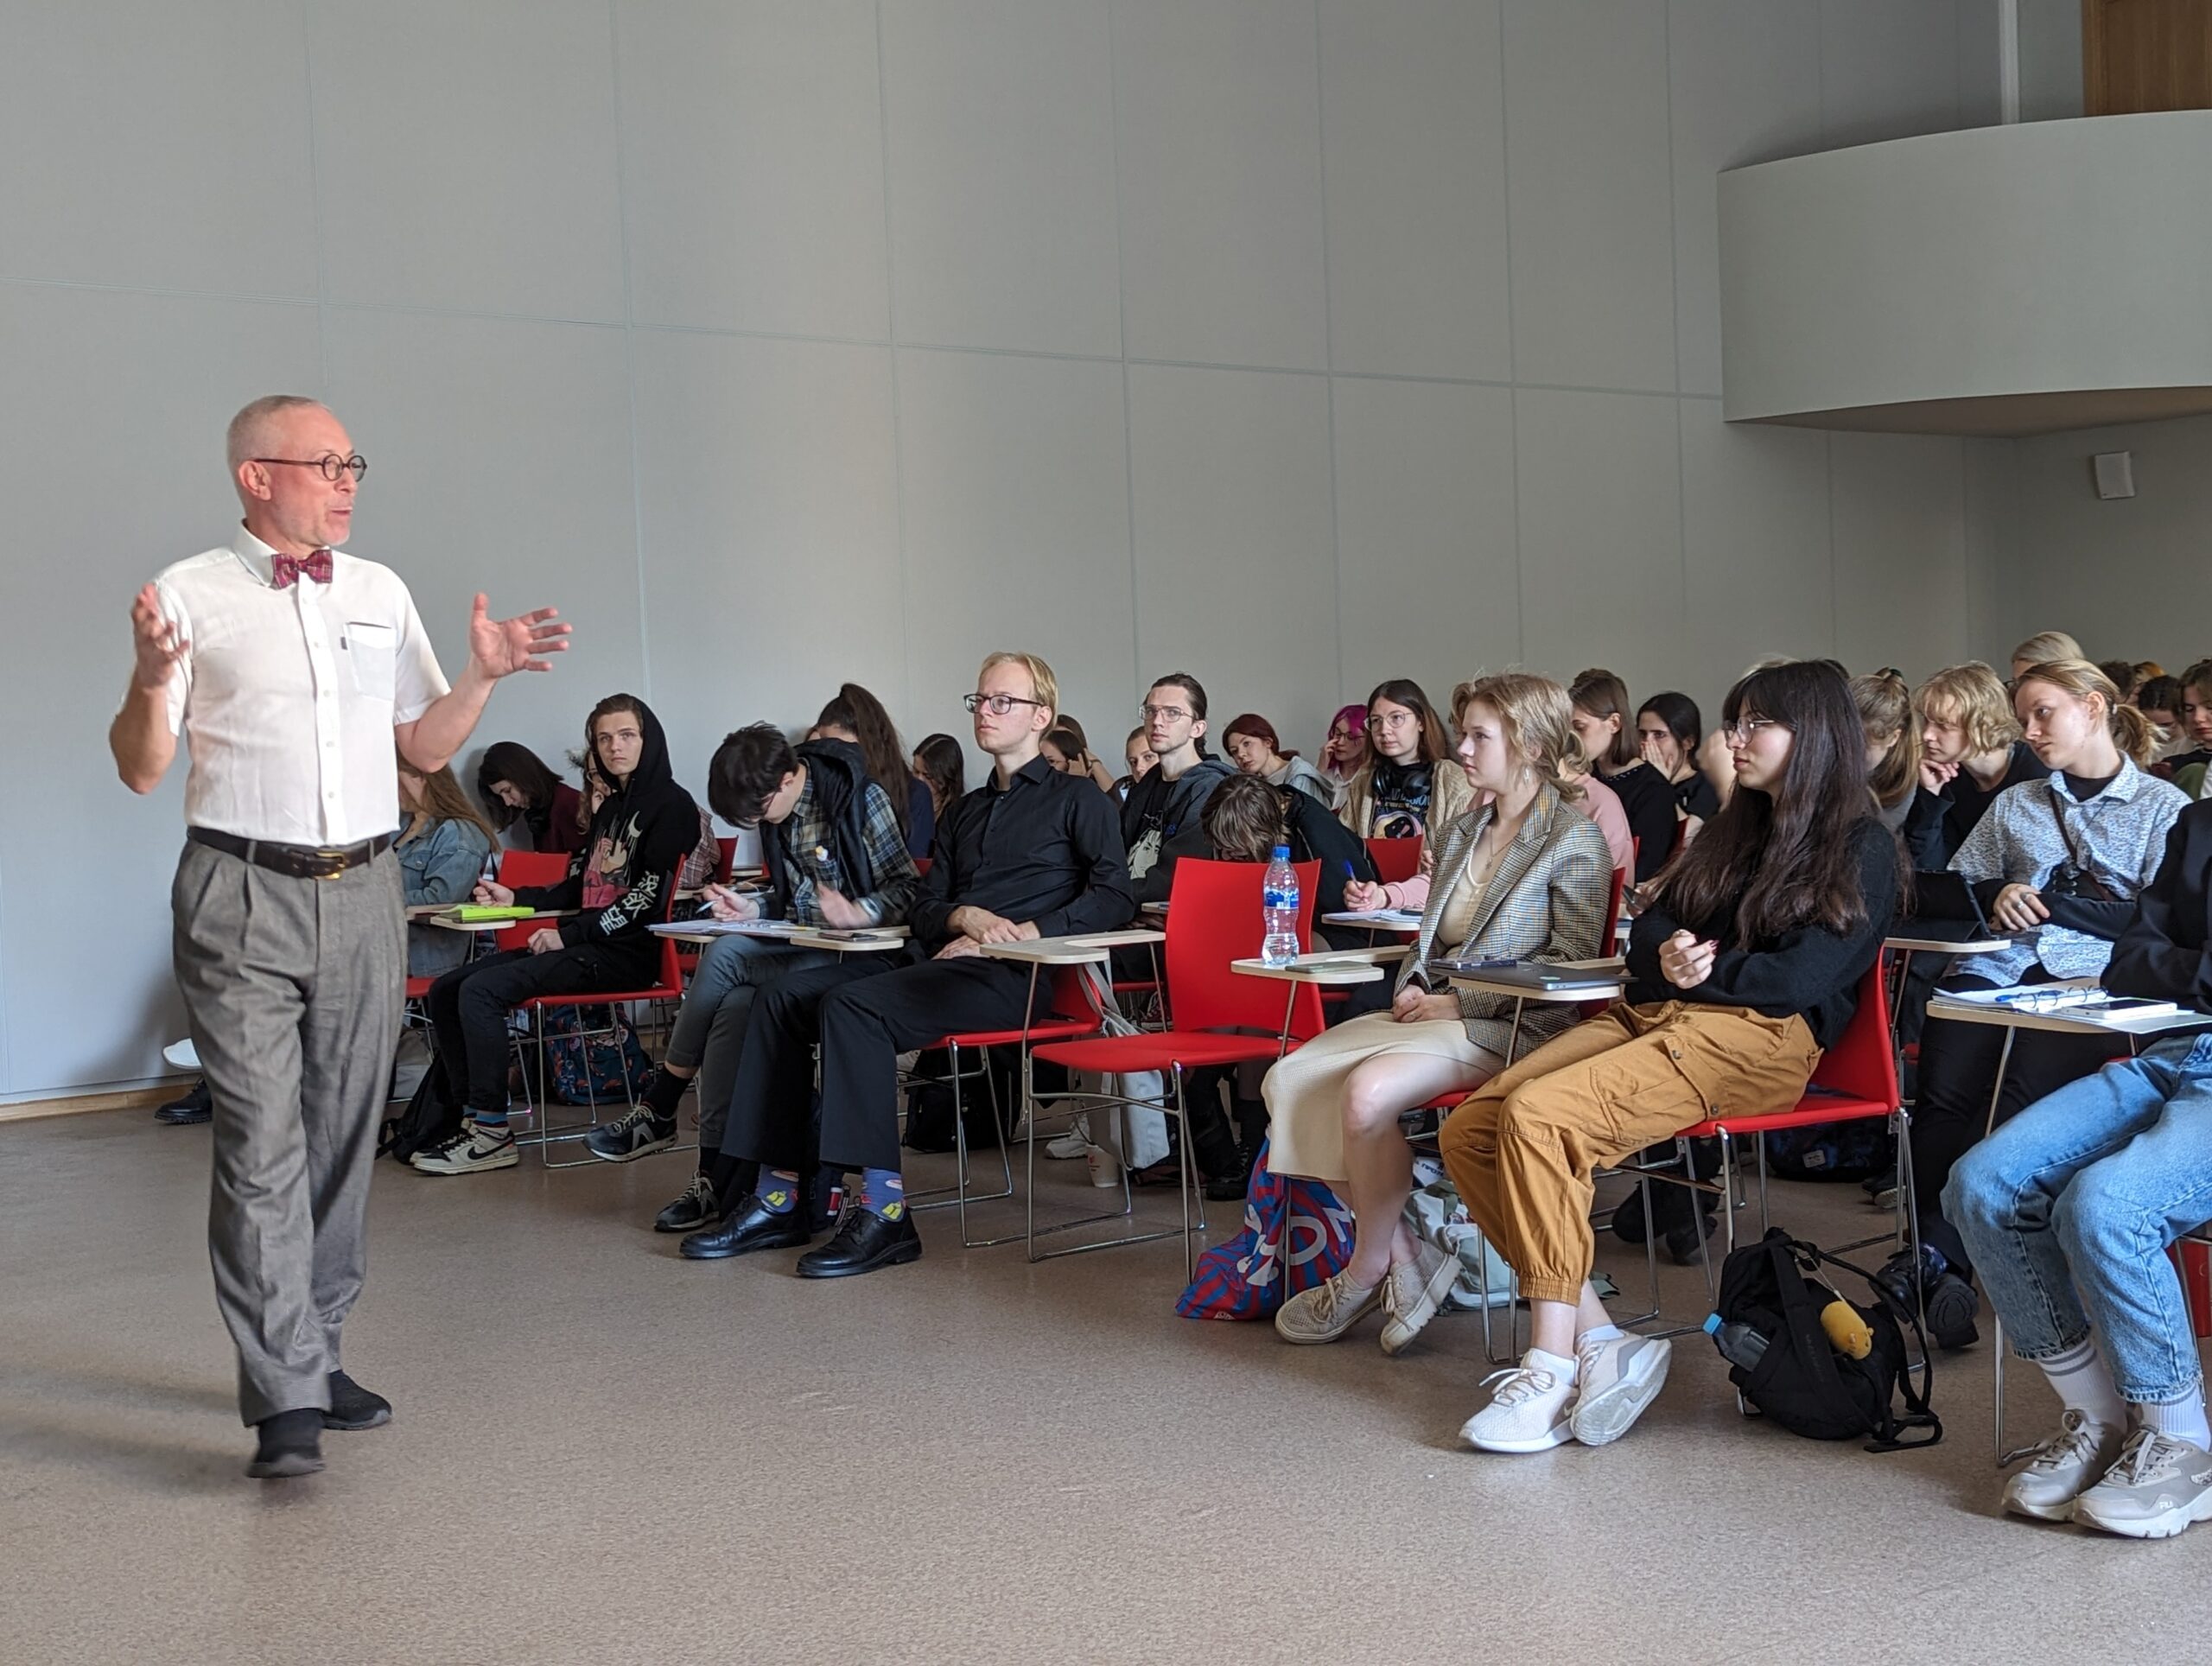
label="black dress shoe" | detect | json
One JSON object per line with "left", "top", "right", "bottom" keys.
{"left": 247, "top": 1408, "right": 325, "bottom": 1479}
{"left": 797, "top": 1207, "right": 922, "bottom": 1279}
{"left": 156, "top": 1080, "right": 213, "bottom": 1126}
{"left": 324, "top": 1370, "right": 391, "bottom": 1431}
{"left": 679, "top": 1193, "right": 811, "bottom": 1261}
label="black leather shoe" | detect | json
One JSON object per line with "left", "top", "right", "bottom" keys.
{"left": 797, "top": 1207, "right": 922, "bottom": 1279}
{"left": 247, "top": 1408, "right": 325, "bottom": 1479}
{"left": 156, "top": 1079, "right": 213, "bottom": 1125}
{"left": 324, "top": 1370, "right": 391, "bottom": 1431}
{"left": 679, "top": 1193, "right": 810, "bottom": 1261}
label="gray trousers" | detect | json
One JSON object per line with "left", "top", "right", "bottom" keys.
{"left": 663, "top": 933, "right": 835, "bottom": 1147}
{"left": 172, "top": 841, "right": 404, "bottom": 1425}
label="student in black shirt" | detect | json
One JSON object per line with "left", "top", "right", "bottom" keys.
{"left": 1903, "top": 661, "right": 2043, "bottom": 869}
{"left": 1572, "top": 668, "right": 1675, "bottom": 881}
{"left": 1121, "top": 672, "right": 1236, "bottom": 904}
{"left": 681, "top": 652, "right": 1133, "bottom": 1278}
{"left": 1635, "top": 690, "right": 1719, "bottom": 837}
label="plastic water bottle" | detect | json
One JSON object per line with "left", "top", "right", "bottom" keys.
{"left": 1703, "top": 1312, "right": 1768, "bottom": 1371}
{"left": 1262, "top": 845, "right": 1300, "bottom": 968}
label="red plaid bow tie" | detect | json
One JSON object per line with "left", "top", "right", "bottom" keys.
{"left": 271, "top": 549, "right": 334, "bottom": 589}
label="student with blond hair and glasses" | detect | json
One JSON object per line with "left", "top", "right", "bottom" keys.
{"left": 1443, "top": 660, "right": 1900, "bottom": 1453}
{"left": 1883, "top": 660, "right": 2187, "bottom": 1351}
{"left": 1263, "top": 674, "right": 1611, "bottom": 1356}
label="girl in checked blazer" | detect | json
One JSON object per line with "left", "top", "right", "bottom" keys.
{"left": 1264, "top": 673, "right": 1612, "bottom": 1356}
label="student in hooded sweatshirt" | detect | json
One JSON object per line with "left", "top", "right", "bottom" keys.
{"left": 415, "top": 693, "right": 701, "bottom": 1175}
{"left": 1122, "top": 672, "right": 1236, "bottom": 905}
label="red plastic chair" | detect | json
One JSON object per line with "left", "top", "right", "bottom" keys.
{"left": 906, "top": 963, "right": 1107, "bottom": 1248}
{"left": 714, "top": 837, "right": 737, "bottom": 882}
{"left": 492, "top": 849, "right": 575, "bottom": 951}
{"left": 1365, "top": 836, "right": 1423, "bottom": 886}
{"left": 1026, "top": 858, "right": 1324, "bottom": 1274}
{"left": 512, "top": 889, "right": 688, "bottom": 1168}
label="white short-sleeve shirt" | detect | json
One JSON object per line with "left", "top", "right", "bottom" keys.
{"left": 148, "top": 527, "right": 450, "bottom": 846}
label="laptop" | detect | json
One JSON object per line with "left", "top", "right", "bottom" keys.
{"left": 1908, "top": 870, "right": 2018, "bottom": 942}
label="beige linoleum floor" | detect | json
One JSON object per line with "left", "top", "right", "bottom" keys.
{"left": 4, "top": 1104, "right": 2208, "bottom": 1665}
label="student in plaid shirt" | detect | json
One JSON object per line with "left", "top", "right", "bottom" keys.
{"left": 587, "top": 726, "right": 918, "bottom": 1236}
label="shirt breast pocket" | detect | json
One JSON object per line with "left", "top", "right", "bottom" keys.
{"left": 343, "top": 621, "right": 397, "bottom": 700}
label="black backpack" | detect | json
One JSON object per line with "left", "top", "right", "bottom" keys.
{"left": 378, "top": 1052, "right": 467, "bottom": 1165}
{"left": 1711, "top": 1228, "right": 1942, "bottom": 1453}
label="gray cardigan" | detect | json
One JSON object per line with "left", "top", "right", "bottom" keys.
{"left": 1396, "top": 785, "right": 1614, "bottom": 1059}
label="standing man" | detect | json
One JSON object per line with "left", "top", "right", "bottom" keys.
{"left": 109, "top": 395, "right": 568, "bottom": 1478}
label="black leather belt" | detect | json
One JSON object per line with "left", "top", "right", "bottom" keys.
{"left": 188, "top": 826, "right": 396, "bottom": 881}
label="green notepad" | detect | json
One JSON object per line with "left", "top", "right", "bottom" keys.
{"left": 448, "top": 905, "right": 532, "bottom": 923}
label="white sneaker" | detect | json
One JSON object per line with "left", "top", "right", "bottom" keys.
{"left": 1046, "top": 1112, "right": 1093, "bottom": 1160}
{"left": 2002, "top": 1410, "right": 2125, "bottom": 1522}
{"left": 2071, "top": 1428, "right": 2212, "bottom": 1540}
{"left": 1274, "top": 1270, "right": 1382, "bottom": 1345}
{"left": 411, "top": 1121, "right": 518, "bottom": 1175}
{"left": 1379, "top": 1244, "right": 1461, "bottom": 1357}
{"left": 1568, "top": 1332, "right": 1672, "bottom": 1447}
{"left": 1461, "top": 1356, "right": 1577, "bottom": 1453}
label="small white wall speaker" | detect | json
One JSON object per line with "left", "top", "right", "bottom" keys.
{"left": 2092, "top": 451, "right": 2136, "bottom": 499}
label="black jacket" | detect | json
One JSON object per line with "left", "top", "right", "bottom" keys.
{"left": 1903, "top": 741, "right": 2043, "bottom": 870}
{"left": 518, "top": 699, "right": 699, "bottom": 960}
{"left": 759, "top": 739, "right": 898, "bottom": 919}
{"left": 1626, "top": 817, "right": 1900, "bottom": 1049}
{"left": 2106, "top": 800, "right": 2212, "bottom": 1012}
{"left": 1279, "top": 786, "right": 1376, "bottom": 919}
{"left": 1607, "top": 760, "right": 1679, "bottom": 882}
{"left": 1122, "top": 757, "right": 1236, "bottom": 906}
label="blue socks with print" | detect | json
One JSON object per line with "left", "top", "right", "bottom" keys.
{"left": 860, "top": 1167, "right": 906, "bottom": 1220}
{"left": 756, "top": 1169, "right": 802, "bottom": 1214}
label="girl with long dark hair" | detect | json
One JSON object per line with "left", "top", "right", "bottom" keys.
{"left": 1440, "top": 659, "right": 1901, "bottom": 1454}
{"left": 815, "top": 682, "right": 933, "bottom": 857}
{"left": 475, "top": 740, "right": 585, "bottom": 855}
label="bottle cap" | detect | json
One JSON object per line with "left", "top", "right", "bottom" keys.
{"left": 1701, "top": 1313, "right": 1723, "bottom": 1335}
{"left": 1271, "top": 844, "right": 1290, "bottom": 860}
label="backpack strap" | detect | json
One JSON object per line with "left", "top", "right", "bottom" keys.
{"left": 1762, "top": 1237, "right": 1864, "bottom": 1428}
{"left": 1813, "top": 1244, "right": 1945, "bottom": 1452}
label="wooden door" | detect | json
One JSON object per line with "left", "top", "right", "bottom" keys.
{"left": 2084, "top": 0, "right": 2212, "bottom": 115}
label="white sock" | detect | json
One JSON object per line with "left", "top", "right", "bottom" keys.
{"left": 2133, "top": 1389, "right": 2212, "bottom": 1448}
{"left": 1578, "top": 1323, "right": 1625, "bottom": 1348}
{"left": 2037, "top": 1335, "right": 2125, "bottom": 1430}
{"left": 1526, "top": 1346, "right": 1578, "bottom": 1386}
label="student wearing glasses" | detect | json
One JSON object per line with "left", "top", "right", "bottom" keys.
{"left": 1441, "top": 660, "right": 1900, "bottom": 1453}
{"left": 1319, "top": 703, "right": 1370, "bottom": 807}
{"left": 1884, "top": 659, "right": 2185, "bottom": 1351}
{"left": 1121, "top": 674, "right": 1236, "bottom": 905}
{"left": 1336, "top": 679, "right": 1472, "bottom": 843}
{"left": 683, "top": 652, "right": 1132, "bottom": 1279}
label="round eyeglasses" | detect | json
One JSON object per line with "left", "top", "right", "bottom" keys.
{"left": 252, "top": 453, "right": 367, "bottom": 483}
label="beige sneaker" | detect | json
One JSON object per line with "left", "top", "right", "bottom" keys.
{"left": 2003, "top": 1410, "right": 2125, "bottom": 1522}
{"left": 1379, "top": 1244, "right": 1461, "bottom": 1357}
{"left": 1274, "top": 1270, "right": 1383, "bottom": 1345}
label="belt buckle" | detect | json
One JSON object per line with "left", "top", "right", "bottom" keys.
{"left": 311, "top": 849, "right": 348, "bottom": 881}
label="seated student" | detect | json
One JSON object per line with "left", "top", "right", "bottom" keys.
{"left": 1039, "top": 715, "right": 1119, "bottom": 795}
{"left": 2011, "top": 630, "right": 2084, "bottom": 685}
{"left": 1635, "top": 691, "right": 1719, "bottom": 843}
{"left": 1947, "top": 796, "right": 2212, "bottom": 1537}
{"left": 1852, "top": 669, "right": 1922, "bottom": 835}
{"left": 1112, "top": 726, "right": 1155, "bottom": 801}
{"left": 681, "top": 652, "right": 1133, "bottom": 1275}
{"left": 1319, "top": 703, "right": 1369, "bottom": 808}
{"left": 2138, "top": 674, "right": 2189, "bottom": 767}
{"left": 1221, "top": 713, "right": 1335, "bottom": 806}
{"left": 1902, "top": 662, "right": 2042, "bottom": 870}
{"left": 395, "top": 747, "right": 497, "bottom": 978}
{"left": 1569, "top": 669, "right": 1675, "bottom": 882}
{"left": 415, "top": 696, "right": 702, "bottom": 1175}
{"left": 2098, "top": 658, "right": 2143, "bottom": 705}
{"left": 1122, "top": 673, "right": 1236, "bottom": 904}
{"left": 1338, "top": 679, "right": 1473, "bottom": 843}
{"left": 814, "top": 682, "right": 934, "bottom": 859}
{"left": 585, "top": 725, "right": 920, "bottom": 1227}
{"left": 476, "top": 741, "right": 586, "bottom": 855}
{"left": 2160, "top": 659, "right": 2212, "bottom": 798}
{"left": 1263, "top": 674, "right": 1611, "bottom": 1355}
{"left": 1885, "top": 659, "right": 2187, "bottom": 1347}
{"left": 1442, "top": 658, "right": 1900, "bottom": 1453}
{"left": 912, "top": 732, "right": 966, "bottom": 825}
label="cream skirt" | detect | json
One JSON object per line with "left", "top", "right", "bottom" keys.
{"left": 1262, "top": 1010, "right": 1502, "bottom": 1186}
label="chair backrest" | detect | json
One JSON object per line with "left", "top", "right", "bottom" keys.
{"left": 1599, "top": 863, "right": 1627, "bottom": 958}
{"left": 714, "top": 837, "right": 737, "bottom": 881}
{"left": 1807, "top": 959, "right": 1898, "bottom": 1108}
{"left": 1160, "top": 857, "right": 1325, "bottom": 1039}
{"left": 1365, "top": 836, "right": 1423, "bottom": 885}
{"left": 494, "top": 849, "right": 574, "bottom": 951}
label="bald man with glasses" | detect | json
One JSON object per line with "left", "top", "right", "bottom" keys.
{"left": 110, "top": 394, "right": 569, "bottom": 1478}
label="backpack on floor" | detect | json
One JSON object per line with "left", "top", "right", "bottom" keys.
{"left": 1710, "top": 1228, "right": 1941, "bottom": 1453}
{"left": 1762, "top": 1119, "right": 1892, "bottom": 1184}
{"left": 378, "top": 1052, "right": 466, "bottom": 1164}
{"left": 537, "top": 1004, "right": 652, "bottom": 1107}
{"left": 1177, "top": 1137, "right": 1354, "bottom": 1320}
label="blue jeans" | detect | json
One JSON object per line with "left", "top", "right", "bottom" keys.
{"left": 663, "top": 934, "right": 835, "bottom": 1147}
{"left": 1943, "top": 1033, "right": 2212, "bottom": 1403}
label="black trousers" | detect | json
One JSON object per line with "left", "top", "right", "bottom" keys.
{"left": 1908, "top": 973, "right": 2115, "bottom": 1274}
{"left": 720, "top": 951, "right": 1037, "bottom": 1175}
{"left": 426, "top": 944, "right": 651, "bottom": 1113}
